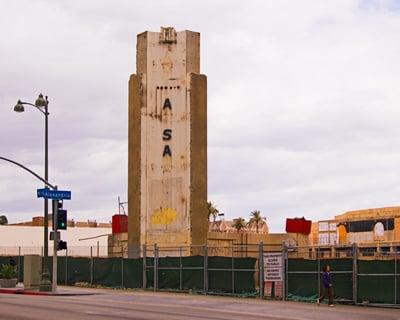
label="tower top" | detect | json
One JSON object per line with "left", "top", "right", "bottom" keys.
{"left": 159, "top": 27, "right": 177, "bottom": 44}
{"left": 136, "top": 26, "right": 200, "bottom": 77}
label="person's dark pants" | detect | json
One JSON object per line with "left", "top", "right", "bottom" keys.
{"left": 319, "top": 286, "right": 333, "bottom": 304}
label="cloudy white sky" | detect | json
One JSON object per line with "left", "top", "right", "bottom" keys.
{"left": 0, "top": 0, "right": 400, "bottom": 231}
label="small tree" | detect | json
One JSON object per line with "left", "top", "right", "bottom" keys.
{"left": 207, "top": 201, "right": 219, "bottom": 222}
{"left": 248, "top": 210, "right": 265, "bottom": 233}
{"left": 232, "top": 217, "right": 246, "bottom": 232}
{"left": 0, "top": 215, "right": 8, "bottom": 225}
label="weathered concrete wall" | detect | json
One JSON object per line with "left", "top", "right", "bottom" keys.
{"left": 128, "top": 28, "right": 208, "bottom": 255}
{"left": 189, "top": 74, "right": 208, "bottom": 247}
{"left": 108, "top": 232, "right": 128, "bottom": 257}
{"left": 128, "top": 74, "right": 141, "bottom": 254}
{"left": 111, "top": 230, "right": 309, "bottom": 257}
{"left": 207, "top": 232, "right": 306, "bottom": 257}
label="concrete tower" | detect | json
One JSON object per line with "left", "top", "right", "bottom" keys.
{"left": 128, "top": 27, "right": 208, "bottom": 256}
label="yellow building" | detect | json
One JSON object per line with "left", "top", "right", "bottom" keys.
{"left": 310, "top": 206, "right": 400, "bottom": 246}
{"left": 335, "top": 206, "right": 400, "bottom": 245}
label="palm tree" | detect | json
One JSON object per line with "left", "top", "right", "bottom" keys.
{"left": 248, "top": 210, "right": 265, "bottom": 233}
{"left": 207, "top": 201, "right": 219, "bottom": 222}
{"left": 0, "top": 215, "right": 8, "bottom": 225}
{"left": 232, "top": 217, "right": 246, "bottom": 232}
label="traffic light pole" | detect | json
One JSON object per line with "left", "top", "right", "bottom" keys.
{"left": 52, "top": 186, "right": 58, "bottom": 293}
{"left": 0, "top": 157, "right": 70, "bottom": 294}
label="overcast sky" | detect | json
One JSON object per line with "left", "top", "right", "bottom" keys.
{"left": 1, "top": 0, "right": 400, "bottom": 232}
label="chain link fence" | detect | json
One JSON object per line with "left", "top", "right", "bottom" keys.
{"left": 0, "top": 243, "right": 399, "bottom": 306}
{"left": 285, "top": 243, "right": 400, "bottom": 306}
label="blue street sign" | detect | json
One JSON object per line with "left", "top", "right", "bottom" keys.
{"left": 37, "top": 188, "right": 71, "bottom": 200}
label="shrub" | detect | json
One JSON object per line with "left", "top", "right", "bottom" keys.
{"left": 1, "top": 264, "right": 17, "bottom": 279}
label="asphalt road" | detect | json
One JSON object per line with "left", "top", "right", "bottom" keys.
{"left": 0, "top": 287, "right": 399, "bottom": 320}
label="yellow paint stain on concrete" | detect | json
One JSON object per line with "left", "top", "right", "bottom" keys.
{"left": 151, "top": 208, "right": 177, "bottom": 225}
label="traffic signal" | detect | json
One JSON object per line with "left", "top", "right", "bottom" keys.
{"left": 52, "top": 200, "right": 63, "bottom": 230}
{"left": 57, "top": 209, "right": 67, "bottom": 230}
{"left": 57, "top": 240, "right": 67, "bottom": 251}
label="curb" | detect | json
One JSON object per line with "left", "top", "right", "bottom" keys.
{"left": 0, "top": 288, "right": 97, "bottom": 296}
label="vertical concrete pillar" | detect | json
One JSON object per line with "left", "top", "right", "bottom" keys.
{"left": 128, "top": 27, "right": 207, "bottom": 256}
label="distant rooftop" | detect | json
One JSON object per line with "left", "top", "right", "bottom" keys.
{"left": 9, "top": 215, "right": 111, "bottom": 228}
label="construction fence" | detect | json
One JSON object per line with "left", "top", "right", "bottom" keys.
{"left": 0, "top": 244, "right": 265, "bottom": 297}
{"left": 1, "top": 243, "right": 399, "bottom": 306}
{"left": 287, "top": 244, "right": 400, "bottom": 306}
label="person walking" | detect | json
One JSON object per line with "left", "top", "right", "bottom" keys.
{"left": 8, "top": 256, "right": 16, "bottom": 267}
{"left": 317, "top": 265, "right": 333, "bottom": 306}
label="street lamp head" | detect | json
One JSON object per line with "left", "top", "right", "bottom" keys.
{"left": 35, "top": 93, "right": 47, "bottom": 107}
{"left": 14, "top": 100, "right": 25, "bottom": 113}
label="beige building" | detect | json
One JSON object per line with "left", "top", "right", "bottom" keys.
{"left": 335, "top": 206, "right": 400, "bottom": 245}
{"left": 10, "top": 215, "right": 111, "bottom": 228}
{"left": 127, "top": 27, "right": 208, "bottom": 255}
{"left": 309, "top": 220, "right": 337, "bottom": 245}
{"left": 0, "top": 225, "right": 111, "bottom": 257}
{"left": 310, "top": 206, "right": 400, "bottom": 246}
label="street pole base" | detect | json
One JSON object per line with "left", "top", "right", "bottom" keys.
{"left": 39, "top": 282, "right": 52, "bottom": 292}
{"left": 39, "top": 269, "right": 52, "bottom": 292}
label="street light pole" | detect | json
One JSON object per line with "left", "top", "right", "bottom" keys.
{"left": 43, "top": 97, "right": 50, "bottom": 289}
{"left": 14, "top": 94, "right": 52, "bottom": 291}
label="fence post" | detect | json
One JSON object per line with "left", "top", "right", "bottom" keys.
{"left": 258, "top": 242, "right": 264, "bottom": 299}
{"left": 90, "top": 246, "right": 93, "bottom": 286}
{"left": 153, "top": 244, "right": 158, "bottom": 292}
{"left": 203, "top": 244, "right": 208, "bottom": 294}
{"left": 143, "top": 245, "right": 147, "bottom": 290}
{"left": 121, "top": 247, "right": 124, "bottom": 288}
{"left": 282, "top": 241, "right": 287, "bottom": 301}
{"left": 65, "top": 248, "right": 68, "bottom": 286}
{"left": 352, "top": 243, "right": 358, "bottom": 304}
{"left": 18, "top": 246, "right": 21, "bottom": 283}
{"left": 231, "top": 245, "right": 235, "bottom": 294}
{"left": 317, "top": 246, "right": 321, "bottom": 298}
{"left": 394, "top": 247, "right": 397, "bottom": 305}
{"left": 179, "top": 247, "right": 183, "bottom": 291}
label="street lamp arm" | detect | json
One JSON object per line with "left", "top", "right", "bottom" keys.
{"left": 0, "top": 156, "right": 55, "bottom": 189}
{"left": 20, "top": 101, "right": 48, "bottom": 115}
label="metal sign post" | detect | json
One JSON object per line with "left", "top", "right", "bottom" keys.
{"left": 38, "top": 185, "right": 71, "bottom": 294}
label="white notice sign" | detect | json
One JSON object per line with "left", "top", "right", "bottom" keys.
{"left": 263, "top": 253, "right": 283, "bottom": 281}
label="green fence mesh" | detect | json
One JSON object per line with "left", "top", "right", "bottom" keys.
{"left": 357, "top": 260, "right": 399, "bottom": 304}
{"left": 4, "top": 253, "right": 400, "bottom": 305}
{"left": 287, "top": 259, "right": 353, "bottom": 301}
{"left": 48, "top": 255, "right": 256, "bottom": 294}
{"left": 208, "top": 256, "right": 256, "bottom": 294}
{"left": 122, "top": 258, "right": 143, "bottom": 288}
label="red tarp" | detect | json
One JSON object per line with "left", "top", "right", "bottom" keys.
{"left": 112, "top": 214, "right": 128, "bottom": 234}
{"left": 285, "top": 217, "right": 312, "bottom": 235}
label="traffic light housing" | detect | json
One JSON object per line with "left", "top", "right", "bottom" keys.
{"left": 57, "top": 240, "right": 67, "bottom": 251}
{"left": 57, "top": 209, "right": 67, "bottom": 230}
{"left": 52, "top": 200, "right": 64, "bottom": 229}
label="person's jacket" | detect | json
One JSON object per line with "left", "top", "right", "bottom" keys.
{"left": 322, "top": 271, "right": 332, "bottom": 288}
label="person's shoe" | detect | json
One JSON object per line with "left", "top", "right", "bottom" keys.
{"left": 328, "top": 304, "right": 334, "bottom": 307}
{"left": 316, "top": 299, "right": 320, "bottom": 305}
